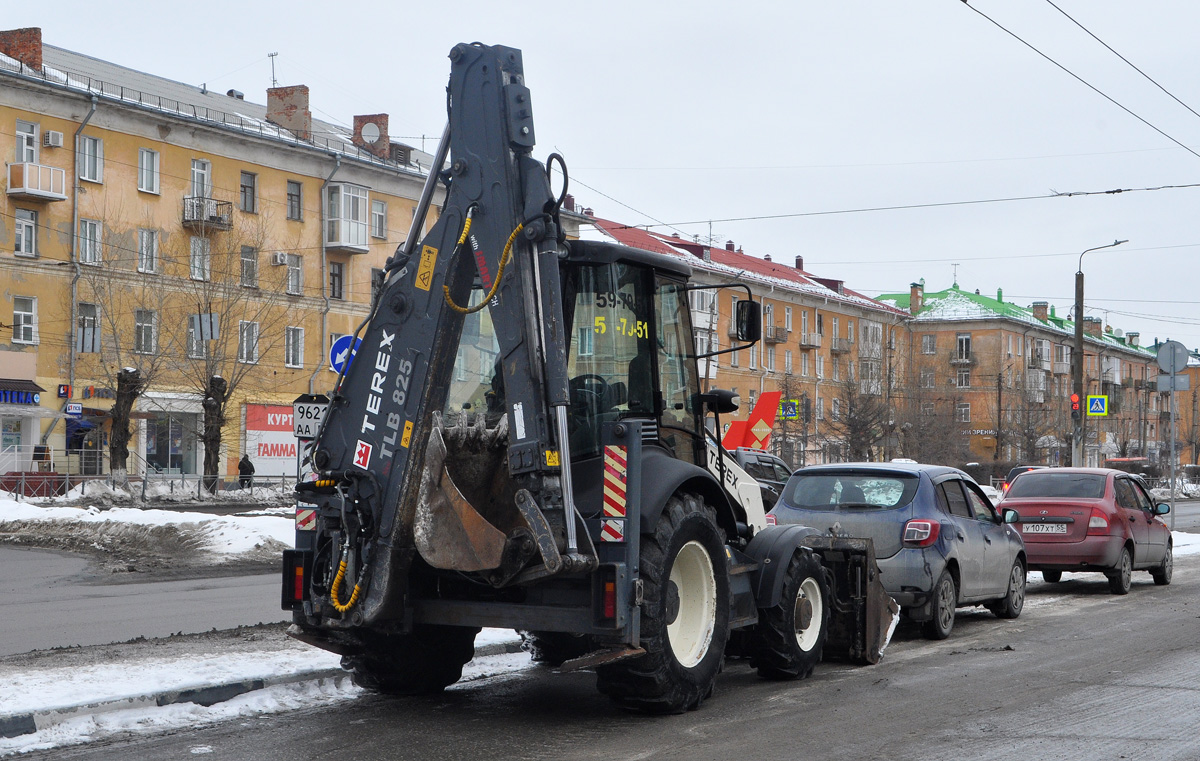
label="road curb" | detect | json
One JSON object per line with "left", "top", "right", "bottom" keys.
{"left": 0, "top": 638, "right": 524, "bottom": 739}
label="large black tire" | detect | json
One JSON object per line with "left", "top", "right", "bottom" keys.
{"left": 596, "top": 493, "right": 730, "bottom": 714}
{"left": 520, "top": 630, "right": 595, "bottom": 667}
{"left": 922, "top": 570, "right": 957, "bottom": 640}
{"left": 1107, "top": 546, "right": 1133, "bottom": 595}
{"left": 750, "top": 549, "right": 830, "bottom": 680}
{"left": 987, "top": 559, "right": 1026, "bottom": 619}
{"left": 342, "top": 624, "right": 480, "bottom": 695}
{"left": 1151, "top": 544, "right": 1173, "bottom": 586}
{"left": 1041, "top": 570, "right": 1063, "bottom": 583}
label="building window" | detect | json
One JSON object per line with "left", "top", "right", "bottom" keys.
{"left": 784, "top": 306, "right": 793, "bottom": 332}
{"left": 16, "top": 120, "right": 37, "bottom": 163}
{"left": 848, "top": 360, "right": 855, "bottom": 381}
{"left": 12, "top": 297, "right": 37, "bottom": 344}
{"left": 78, "top": 135, "right": 103, "bottom": 182}
{"left": 77, "top": 303, "right": 100, "bottom": 353}
{"left": 921, "top": 402, "right": 936, "bottom": 416}
{"left": 134, "top": 309, "right": 156, "bottom": 354}
{"left": 286, "top": 180, "right": 303, "bottom": 220}
{"left": 832, "top": 317, "right": 839, "bottom": 339}
{"left": 847, "top": 321, "right": 854, "bottom": 343}
{"left": 921, "top": 334, "right": 936, "bottom": 354}
{"left": 816, "top": 355, "right": 825, "bottom": 378}
{"left": 920, "top": 369, "right": 935, "bottom": 388}
{"left": 138, "top": 229, "right": 158, "bottom": 273}
{"left": 238, "top": 320, "right": 259, "bottom": 363}
{"left": 326, "top": 184, "right": 369, "bottom": 248}
{"left": 801, "top": 310, "right": 809, "bottom": 336}
{"left": 190, "top": 159, "right": 211, "bottom": 198}
{"left": 79, "top": 219, "right": 101, "bottom": 265}
{"left": 576, "top": 325, "right": 594, "bottom": 356}
{"left": 764, "top": 346, "right": 775, "bottom": 372}
{"left": 801, "top": 353, "right": 809, "bottom": 377}
{"left": 371, "top": 199, "right": 387, "bottom": 239}
{"left": 15, "top": 209, "right": 36, "bottom": 257}
{"left": 371, "top": 267, "right": 385, "bottom": 302}
{"left": 956, "top": 403, "right": 971, "bottom": 423}
{"left": 240, "top": 246, "right": 258, "bottom": 287}
{"left": 957, "top": 368, "right": 971, "bottom": 388}
{"left": 138, "top": 148, "right": 159, "bottom": 194}
{"left": 285, "top": 326, "right": 304, "bottom": 368}
{"left": 187, "top": 322, "right": 207, "bottom": 359}
{"left": 287, "top": 254, "right": 303, "bottom": 295}
{"left": 956, "top": 333, "right": 972, "bottom": 360}
{"left": 832, "top": 358, "right": 840, "bottom": 381}
{"left": 816, "top": 313, "right": 824, "bottom": 335}
{"left": 816, "top": 398, "right": 824, "bottom": 421}
{"left": 329, "top": 261, "right": 344, "bottom": 300}
{"left": 239, "top": 171, "right": 257, "bottom": 213}
{"left": 784, "top": 350, "right": 793, "bottom": 374}
{"left": 189, "top": 237, "right": 211, "bottom": 280}
{"left": 749, "top": 342, "right": 758, "bottom": 370}
{"left": 831, "top": 398, "right": 841, "bottom": 421}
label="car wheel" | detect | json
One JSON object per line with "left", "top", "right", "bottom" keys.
{"left": 1106, "top": 546, "right": 1133, "bottom": 595}
{"left": 922, "top": 570, "right": 956, "bottom": 640}
{"left": 1041, "top": 570, "right": 1063, "bottom": 583}
{"left": 1151, "top": 544, "right": 1173, "bottom": 586}
{"left": 988, "top": 560, "right": 1026, "bottom": 619}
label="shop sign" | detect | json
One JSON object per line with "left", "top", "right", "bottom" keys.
{"left": 0, "top": 390, "right": 40, "bottom": 404}
{"left": 58, "top": 384, "right": 72, "bottom": 398}
{"left": 81, "top": 386, "right": 116, "bottom": 400}
{"left": 65, "top": 403, "right": 83, "bottom": 415}
{"left": 245, "top": 404, "right": 298, "bottom": 476}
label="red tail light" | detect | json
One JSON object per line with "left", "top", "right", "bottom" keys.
{"left": 1087, "top": 508, "right": 1110, "bottom": 536}
{"left": 603, "top": 581, "right": 616, "bottom": 619}
{"left": 293, "top": 566, "right": 305, "bottom": 601}
{"left": 765, "top": 513, "right": 777, "bottom": 526}
{"left": 903, "top": 519, "right": 940, "bottom": 547}
{"left": 1002, "top": 482, "right": 1010, "bottom": 493}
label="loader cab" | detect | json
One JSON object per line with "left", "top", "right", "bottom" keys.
{"left": 561, "top": 241, "right": 703, "bottom": 466}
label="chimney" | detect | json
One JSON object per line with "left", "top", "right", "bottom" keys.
{"left": 266, "top": 85, "right": 313, "bottom": 141}
{"left": 352, "top": 114, "right": 390, "bottom": 159}
{"left": 1032, "top": 301, "right": 1049, "bottom": 321}
{"left": 1083, "top": 317, "right": 1103, "bottom": 337}
{"left": 996, "top": 288, "right": 1003, "bottom": 303}
{"left": 909, "top": 282, "right": 924, "bottom": 315}
{"left": 795, "top": 255, "right": 804, "bottom": 271}
{"left": 0, "top": 27, "right": 42, "bottom": 71}
{"left": 725, "top": 240, "right": 735, "bottom": 252}
{"left": 583, "top": 207, "right": 594, "bottom": 217}
{"left": 562, "top": 193, "right": 575, "bottom": 212}
{"left": 1128, "top": 332, "right": 1140, "bottom": 347}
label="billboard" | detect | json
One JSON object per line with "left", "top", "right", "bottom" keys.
{"left": 244, "top": 404, "right": 297, "bottom": 476}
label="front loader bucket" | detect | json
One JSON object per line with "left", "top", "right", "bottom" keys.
{"left": 801, "top": 536, "right": 899, "bottom": 665}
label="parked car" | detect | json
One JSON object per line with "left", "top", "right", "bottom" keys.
{"left": 979, "top": 484, "right": 1002, "bottom": 506}
{"left": 731, "top": 447, "right": 793, "bottom": 509}
{"left": 1003, "top": 467, "right": 1172, "bottom": 594}
{"left": 767, "top": 462, "right": 1026, "bottom": 640}
{"left": 1002, "top": 464, "right": 1048, "bottom": 494}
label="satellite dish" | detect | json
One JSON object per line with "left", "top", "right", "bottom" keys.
{"left": 361, "top": 122, "right": 380, "bottom": 144}
{"left": 1114, "top": 328, "right": 1123, "bottom": 338}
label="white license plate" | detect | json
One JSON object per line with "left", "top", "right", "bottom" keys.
{"left": 1023, "top": 523, "right": 1067, "bottom": 534}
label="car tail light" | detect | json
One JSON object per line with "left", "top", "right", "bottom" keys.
{"left": 281, "top": 550, "right": 311, "bottom": 610}
{"left": 1087, "top": 509, "right": 1109, "bottom": 536}
{"left": 765, "top": 513, "right": 777, "bottom": 526}
{"left": 903, "top": 519, "right": 940, "bottom": 547}
{"left": 1002, "top": 482, "right": 1010, "bottom": 492}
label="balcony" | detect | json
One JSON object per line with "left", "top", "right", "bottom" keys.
{"left": 1027, "top": 355, "right": 1051, "bottom": 371}
{"left": 1053, "top": 361, "right": 1070, "bottom": 375}
{"left": 798, "top": 332, "right": 822, "bottom": 349}
{"left": 949, "top": 353, "right": 975, "bottom": 366}
{"left": 182, "top": 197, "right": 233, "bottom": 232}
{"left": 829, "top": 337, "right": 853, "bottom": 354}
{"left": 763, "top": 325, "right": 788, "bottom": 344}
{"left": 1026, "top": 389, "right": 1045, "bottom": 404}
{"left": 7, "top": 163, "right": 67, "bottom": 201}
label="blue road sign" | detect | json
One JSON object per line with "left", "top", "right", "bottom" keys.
{"left": 1086, "top": 395, "right": 1108, "bottom": 416}
{"left": 329, "top": 335, "right": 362, "bottom": 373}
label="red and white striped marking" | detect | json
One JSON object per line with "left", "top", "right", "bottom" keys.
{"left": 603, "top": 445, "right": 628, "bottom": 519}
{"left": 295, "top": 508, "right": 317, "bottom": 531}
{"left": 600, "top": 518, "right": 625, "bottom": 543}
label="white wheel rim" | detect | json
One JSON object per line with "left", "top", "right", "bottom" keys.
{"left": 667, "top": 540, "right": 717, "bottom": 668}
{"left": 794, "top": 576, "right": 824, "bottom": 652}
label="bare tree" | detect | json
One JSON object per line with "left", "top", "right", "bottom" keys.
{"left": 822, "top": 378, "right": 891, "bottom": 461}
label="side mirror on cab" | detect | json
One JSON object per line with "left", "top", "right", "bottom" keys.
{"left": 735, "top": 299, "right": 761, "bottom": 343}
{"left": 1003, "top": 508, "right": 1020, "bottom": 524}
{"left": 1153, "top": 503, "right": 1171, "bottom": 516}
{"left": 700, "top": 389, "right": 741, "bottom": 415}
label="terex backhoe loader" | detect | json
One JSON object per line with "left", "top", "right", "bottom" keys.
{"left": 283, "top": 42, "right": 898, "bottom": 714}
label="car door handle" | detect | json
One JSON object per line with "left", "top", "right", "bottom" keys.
{"left": 956, "top": 532, "right": 965, "bottom": 540}
{"left": 984, "top": 535, "right": 993, "bottom": 544}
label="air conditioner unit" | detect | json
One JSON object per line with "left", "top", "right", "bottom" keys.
{"left": 271, "top": 252, "right": 289, "bottom": 266}
{"left": 43, "top": 130, "right": 64, "bottom": 148}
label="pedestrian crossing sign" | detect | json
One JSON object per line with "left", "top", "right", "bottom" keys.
{"left": 1086, "top": 395, "right": 1108, "bottom": 416}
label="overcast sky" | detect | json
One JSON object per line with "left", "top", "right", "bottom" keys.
{"left": 12, "top": 1, "right": 1200, "bottom": 347}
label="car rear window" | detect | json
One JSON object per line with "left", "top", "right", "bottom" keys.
{"left": 1006, "top": 472, "right": 1106, "bottom": 499}
{"left": 782, "top": 472, "right": 919, "bottom": 511}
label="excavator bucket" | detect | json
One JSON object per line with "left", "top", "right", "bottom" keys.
{"left": 801, "top": 536, "right": 900, "bottom": 664}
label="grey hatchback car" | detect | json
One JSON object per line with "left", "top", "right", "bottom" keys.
{"left": 767, "top": 463, "right": 1027, "bottom": 639}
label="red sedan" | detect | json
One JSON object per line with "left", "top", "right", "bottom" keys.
{"left": 1002, "top": 468, "right": 1172, "bottom": 594}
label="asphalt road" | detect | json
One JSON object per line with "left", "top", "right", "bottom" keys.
{"left": 1166, "top": 499, "right": 1200, "bottom": 532}
{"left": 43, "top": 552, "right": 1200, "bottom": 761}
{"left": 0, "top": 547, "right": 287, "bottom": 656}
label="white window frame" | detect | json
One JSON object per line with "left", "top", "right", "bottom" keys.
{"left": 784, "top": 306, "right": 793, "bottom": 332}
{"left": 956, "top": 403, "right": 971, "bottom": 423}
{"left": 137, "top": 228, "right": 158, "bottom": 273}
{"left": 16, "top": 120, "right": 38, "bottom": 163}
{"left": 15, "top": 209, "right": 36, "bottom": 257}
{"left": 921, "top": 334, "right": 936, "bottom": 354}
{"left": 832, "top": 358, "right": 840, "bottom": 381}
{"left": 190, "top": 236, "right": 211, "bottom": 281}
{"left": 831, "top": 398, "right": 841, "bottom": 421}
{"left": 12, "top": 296, "right": 37, "bottom": 345}
{"left": 77, "top": 302, "right": 100, "bottom": 353}
{"left": 240, "top": 246, "right": 258, "bottom": 288}
{"left": 239, "top": 171, "right": 257, "bottom": 213}
{"left": 285, "top": 326, "right": 304, "bottom": 368}
{"left": 371, "top": 199, "right": 388, "bottom": 239}
{"left": 801, "top": 353, "right": 809, "bottom": 377}
{"left": 138, "top": 148, "right": 160, "bottom": 194}
{"left": 764, "top": 345, "right": 775, "bottom": 373}
{"left": 329, "top": 261, "right": 345, "bottom": 300}
{"left": 326, "top": 183, "right": 369, "bottom": 248}
{"left": 956, "top": 334, "right": 971, "bottom": 360}
{"left": 957, "top": 368, "right": 971, "bottom": 388}
{"left": 134, "top": 309, "right": 157, "bottom": 354}
{"left": 921, "top": 369, "right": 936, "bottom": 389}
{"left": 187, "top": 323, "right": 207, "bottom": 359}
{"left": 832, "top": 317, "right": 839, "bottom": 339}
{"left": 784, "top": 350, "right": 793, "bottom": 374}
{"left": 79, "top": 219, "right": 102, "bottom": 265}
{"left": 286, "top": 180, "right": 303, "bottom": 220}
{"left": 238, "top": 320, "right": 260, "bottom": 364}
{"left": 78, "top": 135, "right": 103, "bottom": 182}
{"left": 847, "top": 321, "right": 854, "bottom": 343}
{"left": 287, "top": 254, "right": 303, "bottom": 295}
{"left": 190, "top": 159, "right": 212, "bottom": 198}
{"left": 816, "top": 355, "right": 825, "bottom": 379}
{"left": 576, "top": 325, "right": 594, "bottom": 357}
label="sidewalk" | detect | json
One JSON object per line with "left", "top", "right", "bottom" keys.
{"left": 0, "top": 623, "right": 526, "bottom": 746}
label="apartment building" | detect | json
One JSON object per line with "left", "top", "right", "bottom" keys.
{"left": 580, "top": 214, "right": 909, "bottom": 466}
{"left": 878, "top": 282, "right": 1161, "bottom": 467}
{"left": 0, "top": 27, "right": 446, "bottom": 478}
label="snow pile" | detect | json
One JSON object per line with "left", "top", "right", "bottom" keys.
{"left": 1151, "top": 483, "right": 1200, "bottom": 500}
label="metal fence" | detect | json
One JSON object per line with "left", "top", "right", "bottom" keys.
{"left": 0, "top": 469, "right": 295, "bottom": 502}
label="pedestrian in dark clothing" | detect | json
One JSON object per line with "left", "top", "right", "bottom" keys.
{"left": 238, "top": 454, "right": 255, "bottom": 489}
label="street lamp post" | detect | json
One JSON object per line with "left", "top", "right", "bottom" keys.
{"left": 1072, "top": 239, "right": 1127, "bottom": 467}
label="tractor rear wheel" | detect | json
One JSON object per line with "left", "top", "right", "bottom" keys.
{"left": 750, "top": 549, "right": 830, "bottom": 680}
{"left": 342, "top": 624, "right": 479, "bottom": 694}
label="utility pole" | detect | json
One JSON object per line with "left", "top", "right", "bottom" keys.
{"left": 995, "top": 370, "right": 1003, "bottom": 461}
{"left": 1073, "top": 240, "right": 1127, "bottom": 466}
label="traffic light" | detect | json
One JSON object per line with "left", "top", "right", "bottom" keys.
{"left": 1070, "top": 393, "right": 1081, "bottom": 420}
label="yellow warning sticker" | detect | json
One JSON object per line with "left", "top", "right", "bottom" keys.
{"left": 400, "top": 420, "right": 414, "bottom": 448}
{"left": 415, "top": 245, "right": 438, "bottom": 291}
{"left": 545, "top": 450, "right": 560, "bottom": 467}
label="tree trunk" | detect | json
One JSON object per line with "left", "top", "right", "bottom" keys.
{"left": 108, "top": 368, "right": 145, "bottom": 489}
{"left": 202, "top": 376, "right": 228, "bottom": 494}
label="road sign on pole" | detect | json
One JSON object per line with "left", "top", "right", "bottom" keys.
{"left": 1155, "top": 340, "right": 1188, "bottom": 531}
{"left": 329, "top": 335, "right": 361, "bottom": 374}
{"left": 1086, "top": 395, "right": 1108, "bottom": 416}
